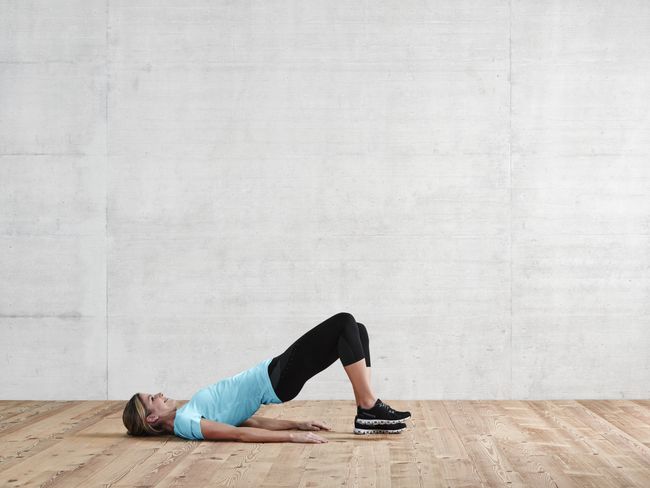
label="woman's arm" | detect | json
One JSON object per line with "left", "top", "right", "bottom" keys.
{"left": 238, "top": 426, "right": 327, "bottom": 444}
{"left": 242, "top": 417, "right": 331, "bottom": 431}
{"left": 200, "top": 419, "right": 326, "bottom": 443}
{"left": 200, "top": 418, "right": 293, "bottom": 443}
{"left": 241, "top": 416, "right": 297, "bottom": 430}
{"left": 237, "top": 426, "right": 294, "bottom": 443}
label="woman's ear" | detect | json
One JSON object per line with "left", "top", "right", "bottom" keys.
{"left": 146, "top": 413, "right": 159, "bottom": 425}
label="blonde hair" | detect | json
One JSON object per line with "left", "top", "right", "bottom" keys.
{"left": 122, "top": 393, "right": 166, "bottom": 436}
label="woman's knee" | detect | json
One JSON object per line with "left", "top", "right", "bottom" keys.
{"left": 355, "top": 322, "right": 371, "bottom": 367}
{"left": 357, "top": 322, "right": 368, "bottom": 340}
{"left": 333, "top": 311, "right": 356, "bottom": 324}
{"left": 333, "top": 313, "right": 368, "bottom": 340}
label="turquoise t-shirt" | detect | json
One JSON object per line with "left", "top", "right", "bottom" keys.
{"left": 173, "top": 357, "right": 282, "bottom": 440}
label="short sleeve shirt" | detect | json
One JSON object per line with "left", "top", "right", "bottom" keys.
{"left": 173, "top": 357, "right": 282, "bottom": 440}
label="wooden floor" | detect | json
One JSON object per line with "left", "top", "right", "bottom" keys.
{"left": 1, "top": 400, "right": 649, "bottom": 487}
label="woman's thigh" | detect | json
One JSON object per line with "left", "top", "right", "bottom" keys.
{"left": 268, "top": 312, "right": 356, "bottom": 402}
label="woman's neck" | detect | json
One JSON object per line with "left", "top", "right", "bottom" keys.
{"left": 159, "top": 408, "right": 178, "bottom": 434}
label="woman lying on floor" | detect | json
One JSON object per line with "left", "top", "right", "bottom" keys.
{"left": 122, "top": 312, "right": 411, "bottom": 443}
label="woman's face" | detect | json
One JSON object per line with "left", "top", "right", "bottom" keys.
{"left": 138, "top": 391, "right": 177, "bottom": 420}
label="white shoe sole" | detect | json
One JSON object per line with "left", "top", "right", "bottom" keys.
{"left": 354, "top": 426, "right": 406, "bottom": 434}
{"left": 355, "top": 415, "right": 411, "bottom": 426}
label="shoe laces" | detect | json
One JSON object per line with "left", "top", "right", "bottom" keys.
{"left": 379, "top": 400, "right": 396, "bottom": 414}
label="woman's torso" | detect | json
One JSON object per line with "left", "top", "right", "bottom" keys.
{"left": 173, "top": 357, "right": 282, "bottom": 439}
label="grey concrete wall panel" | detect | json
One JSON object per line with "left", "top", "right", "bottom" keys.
{"left": 1, "top": 0, "right": 648, "bottom": 400}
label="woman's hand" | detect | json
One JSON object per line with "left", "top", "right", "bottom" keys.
{"left": 295, "top": 420, "right": 332, "bottom": 431}
{"left": 290, "top": 432, "right": 328, "bottom": 443}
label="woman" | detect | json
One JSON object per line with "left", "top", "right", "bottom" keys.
{"left": 122, "top": 312, "right": 411, "bottom": 443}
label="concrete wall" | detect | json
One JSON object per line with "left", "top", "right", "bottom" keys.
{"left": 1, "top": 0, "right": 649, "bottom": 401}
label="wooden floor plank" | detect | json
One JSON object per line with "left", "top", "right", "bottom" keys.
{"left": 529, "top": 401, "right": 645, "bottom": 488}
{"left": 403, "top": 400, "right": 446, "bottom": 488}
{"left": 0, "top": 400, "right": 649, "bottom": 487}
{"left": 445, "top": 400, "right": 526, "bottom": 486}
{"left": 0, "top": 401, "right": 34, "bottom": 418}
{"left": 619, "top": 401, "right": 650, "bottom": 426}
{"left": 0, "top": 402, "right": 77, "bottom": 435}
{"left": 0, "top": 401, "right": 123, "bottom": 474}
{"left": 580, "top": 400, "right": 650, "bottom": 443}
{"left": 577, "top": 401, "right": 650, "bottom": 461}
{"left": 439, "top": 401, "right": 487, "bottom": 487}
{"left": 490, "top": 401, "right": 579, "bottom": 487}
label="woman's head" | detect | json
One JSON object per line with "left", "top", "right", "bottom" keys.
{"left": 122, "top": 392, "right": 176, "bottom": 436}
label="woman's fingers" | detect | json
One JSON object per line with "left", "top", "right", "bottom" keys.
{"left": 308, "top": 432, "right": 327, "bottom": 443}
{"left": 293, "top": 432, "right": 328, "bottom": 443}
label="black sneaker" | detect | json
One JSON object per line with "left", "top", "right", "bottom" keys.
{"left": 354, "top": 417, "right": 407, "bottom": 435}
{"left": 356, "top": 398, "right": 411, "bottom": 425}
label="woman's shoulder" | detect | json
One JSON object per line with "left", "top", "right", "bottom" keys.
{"left": 173, "top": 406, "right": 204, "bottom": 440}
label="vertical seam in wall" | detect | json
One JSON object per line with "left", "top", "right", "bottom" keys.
{"left": 105, "top": 0, "right": 110, "bottom": 401}
{"left": 508, "top": 0, "right": 513, "bottom": 399}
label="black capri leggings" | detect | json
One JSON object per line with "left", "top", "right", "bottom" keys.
{"left": 267, "top": 312, "right": 371, "bottom": 402}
